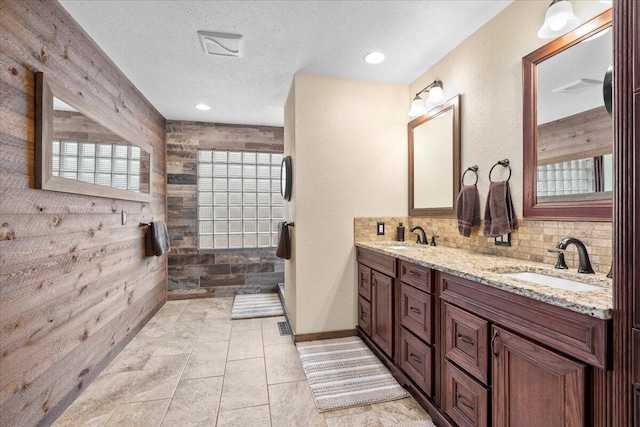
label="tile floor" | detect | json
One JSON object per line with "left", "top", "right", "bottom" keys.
{"left": 54, "top": 297, "right": 433, "bottom": 426}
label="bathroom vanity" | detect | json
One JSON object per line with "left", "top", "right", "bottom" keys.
{"left": 355, "top": 242, "right": 612, "bottom": 427}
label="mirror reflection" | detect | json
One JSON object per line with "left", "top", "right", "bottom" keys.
{"left": 409, "top": 95, "right": 460, "bottom": 216}
{"left": 535, "top": 26, "right": 612, "bottom": 203}
{"left": 52, "top": 97, "right": 150, "bottom": 194}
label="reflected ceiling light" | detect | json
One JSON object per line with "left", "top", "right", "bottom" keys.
{"left": 582, "top": 26, "right": 611, "bottom": 42}
{"left": 364, "top": 51, "right": 385, "bottom": 64}
{"left": 599, "top": 0, "right": 612, "bottom": 4}
{"left": 538, "top": 0, "right": 581, "bottom": 39}
{"left": 195, "top": 103, "right": 211, "bottom": 111}
{"left": 408, "top": 80, "right": 444, "bottom": 117}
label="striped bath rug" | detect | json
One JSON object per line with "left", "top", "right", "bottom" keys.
{"left": 297, "top": 336, "right": 409, "bottom": 412}
{"left": 230, "top": 293, "right": 284, "bottom": 319}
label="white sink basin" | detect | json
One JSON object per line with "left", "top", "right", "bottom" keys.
{"left": 387, "top": 245, "right": 408, "bottom": 250}
{"left": 499, "top": 272, "right": 603, "bottom": 292}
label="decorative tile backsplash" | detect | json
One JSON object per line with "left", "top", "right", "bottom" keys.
{"left": 354, "top": 217, "right": 612, "bottom": 274}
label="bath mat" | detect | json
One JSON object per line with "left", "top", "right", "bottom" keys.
{"left": 297, "top": 336, "right": 409, "bottom": 412}
{"left": 230, "top": 293, "right": 284, "bottom": 319}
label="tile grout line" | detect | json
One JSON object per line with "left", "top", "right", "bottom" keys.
{"left": 260, "top": 322, "right": 274, "bottom": 427}
{"left": 214, "top": 304, "right": 233, "bottom": 427}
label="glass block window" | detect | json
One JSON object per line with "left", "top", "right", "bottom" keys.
{"left": 198, "top": 150, "right": 283, "bottom": 249}
{"left": 52, "top": 140, "right": 141, "bottom": 191}
{"left": 536, "top": 158, "right": 595, "bottom": 197}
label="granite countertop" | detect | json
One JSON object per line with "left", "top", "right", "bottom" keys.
{"left": 356, "top": 241, "right": 613, "bottom": 320}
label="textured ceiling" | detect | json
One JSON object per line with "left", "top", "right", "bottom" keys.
{"left": 60, "top": 0, "right": 513, "bottom": 126}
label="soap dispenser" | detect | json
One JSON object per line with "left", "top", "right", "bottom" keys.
{"left": 397, "top": 223, "right": 405, "bottom": 242}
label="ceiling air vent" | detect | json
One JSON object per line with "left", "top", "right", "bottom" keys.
{"left": 552, "top": 78, "right": 602, "bottom": 93}
{"left": 198, "top": 31, "right": 243, "bottom": 57}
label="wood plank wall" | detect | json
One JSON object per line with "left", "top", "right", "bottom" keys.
{"left": 0, "top": 1, "right": 167, "bottom": 426}
{"left": 166, "top": 120, "right": 284, "bottom": 300}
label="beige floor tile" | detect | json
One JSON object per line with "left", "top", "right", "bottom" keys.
{"left": 198, "top": 319, "right": 232, "bottom": 343}
{"left": 261, "top": 315, "right": 286, "bottom": 324}
{"left": 53, "top": 371, "right": 140, "bottom": 427}
{"left": 269, "top": 380, "right": 327, "bottom": 427}
{"left": 372, "top": 397, "right": 430, "bottom": 426}
{"left": 264, "top": 343, "right": 305, "bottom": 385}
{"left": 323, "top": 405, "right": 373, "bottom": 419}
{"left": 324, "top": 410, "right": 383, "bottom": 427}
{"left": 102, "top": 338, "right": 157, "bottom": 374}
{"left": 230, "top": 317, "right": 263, "bottom": 331}
{"left": 219, "top": 358, "right": 268, "bottom": 411}
{"left": 182, "top": 340, "right": 229, "bottom": 379}
{"left": 216, "top": 405, "right": 271, "bottom": 427}
{"left": 122, "top": 354, "right": 188, "bottom": 403}
{"left": 227, "top": 328, "right": 263, "bottom": 361}
{"left": 105, "top": 399, "right": 170, "bottom": 427}
{"left": 135, "top": 317, "right": 177, "bottom": 339}
{"left": 261, "top": 320, "right": 291, "bottom": 346}
{"left": 151, "top": 323, "right": 200, "bottom": 356}
{"left": 161, "top": 377, "right": 223, "bottom": 426}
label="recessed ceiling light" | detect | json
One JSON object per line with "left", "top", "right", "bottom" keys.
{"left": 364, "top": 52, "right": 385, "bottom": 64}
{"left": 195, "top": 103, "right": 210, "bottom": 111}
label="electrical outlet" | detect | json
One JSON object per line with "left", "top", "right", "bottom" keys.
{"left": 376, "top": 222, "right": 385, "bottom": 235}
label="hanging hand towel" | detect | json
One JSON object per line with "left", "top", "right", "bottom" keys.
{"left": 145, "top": 221, "right": 171, "bottom": 257}
{"left": 456, "top": 184, "right": 481, "bottom": 237}
{"left": 276, "top": 222, "right": 291, "bottom": 260}
{"left": 483, "top": 181, "right": 518, "bottom": 237}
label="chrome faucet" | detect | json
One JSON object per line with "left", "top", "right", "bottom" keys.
{"left": 409, "top": 226, "right": 428, "bottom": 245}
{"left": 551, "top": 237, "right": 595, "bottom": 274}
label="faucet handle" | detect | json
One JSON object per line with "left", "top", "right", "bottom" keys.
{"left": 430, "top": 236, "right": 439, "bottom": 246}
{"left": 415, "top": 234, "right": 422, "bottom": 244}
{"left": 547, "top": 248, "right": 568, "bottom": 270}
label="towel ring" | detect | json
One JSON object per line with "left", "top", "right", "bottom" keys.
{"left": 489, "top": 159, "right": 511, "bottom": 183}
{"left": 461, "top": 165, "right": 479, "bottom": 186}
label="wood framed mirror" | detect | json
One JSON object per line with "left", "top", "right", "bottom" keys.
{"left": 35, "top": 72, "right": 153, "bottom": 203}
{"left": 523, "top": 9, "right": 612, "bottom": 220}
{"left": 408, "top": 95, "right": 461, "bottom": 217}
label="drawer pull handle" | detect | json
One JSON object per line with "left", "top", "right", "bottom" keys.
{"left": 360, "top": 309, "right": 367, "bottom": 320}
{"left": 456, "top": 333, "right": 474, "bottom": 345}
{"left": 491, "top": 330, "right": 500, "bottom": 358}
{"left": 409, "top": 353, "right": 421, "bottom": 364}
{"left": 409, "top": 307, "right": 421, "bottom": 314}
{"left": 456, "top": 392, "right": 475, "bottom": 410}
{"left": 409, "top": 270, "right": 422, "bottom": 277}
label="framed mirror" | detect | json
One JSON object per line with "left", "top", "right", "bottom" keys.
{"left": 408, "top": 95, "right": 461, "bottom": 216}
{"left": 35, "top": 72, "right": 153, "bottom": 203}
{"left": 523, "top": 9, "right": 612, "bottom": 220}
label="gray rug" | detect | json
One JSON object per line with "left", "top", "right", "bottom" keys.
{"left": 230, "top": 293, "right": 284, "bottom": 319}
{"left": 297, "top": 336, "right": 409, "bottom": 412}
{"left": 395, "top": 421, "right": 437, "bottom": 427}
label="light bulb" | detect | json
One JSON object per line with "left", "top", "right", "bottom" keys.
{"left": 549, "top": 18, "right": 567, "bottom": 31}
{"left": 428, "top": 86, "right": 445, "bottom": 105}
{"left": 408, "top": 97, "right": 426, "bottom": 117}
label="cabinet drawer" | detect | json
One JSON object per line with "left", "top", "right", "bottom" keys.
{"left": 399, "top": 327, "right": 433, "bottom": 397}
{"left": 634, "top": 329, "right": 640, "bottom": 387}
{"left": 358, "top": 264, "right": 371, "bottom": 301}
{"left": 400, "top": 282, "right": 433, "bottom": 344}
{"left": 444, "top": 303, "right": 489, "bottom": 385}
{"left": 357, "top": 247, "right": 396, "bottom": 277}
{"left": 358, "top": 296, "right": 371, "bottom": 336}
{"left": 399, "top": 260, "right": 432, "bottom": 293}
{"left": 444, "top": 360, "right": 489, "bottom": 427}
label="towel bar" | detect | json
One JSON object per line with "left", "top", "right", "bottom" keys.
{"left": 489, "top": 159, "right": 511, "bottom": 182}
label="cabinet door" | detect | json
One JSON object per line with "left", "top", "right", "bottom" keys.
{"left": 399, "top": 282, "right": 433, "bottom": 344}
{"left": 492, "top": 326, "right": 586, "bottom": 427}
{"left": 371, "top": 270, "right": 393, "bottom": 358}
{"left": 358, "top": 263, "right": 371, "bottom": 301}
{"left": 358, "top": 296, "right": 372, "bottom": 336}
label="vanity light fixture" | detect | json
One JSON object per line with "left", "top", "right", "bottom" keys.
{"left": 538, "top": 0, "right": 581, "bottom": 39}
{"left": 408, "top": 80, "right": 444, "bottom": 117}
{"left": 195, "top": 103, "right": 211, "bottom": 111}
{"left": 364, "top": 51, "right": 385, "bottom": 64}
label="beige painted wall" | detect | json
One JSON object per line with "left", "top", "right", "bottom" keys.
{"left": 283, "top": 79, "right": 297, "bottom": 327}
{"left": 409, "top": 0, "right": 611, "bottom": 218}
{"left": 289, "top": 74, "right": 408, "bottom": 334}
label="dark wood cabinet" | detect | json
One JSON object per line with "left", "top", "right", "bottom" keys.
{"left": 399, "top": 326, "right": 434, "bottom": 397}
{"left": 492, "top": 326, "right": 586, "bottom": 427}
{"left": 371, "top": 270, "right": 394, "bottom": 357}
{"left": 400, "top": 282, "right": 434, "bottom": 344}
{"left": 358, "top": 264, "right": 371, "bottom": 301}
{"left": 444, "top": 360, "right": 489, "bottom": 427}
{"left": 444, "top": 302, "right": 489, "bottom": 385}
{"left": 358, "top": 295, "right": 372, "bottom": 336}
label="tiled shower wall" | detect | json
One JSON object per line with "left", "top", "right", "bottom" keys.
{"left": 166, "top": 121, "right": 285, "bottom": 299}
{"left": 355, "top": 217, "right": 613, "bottom": 274}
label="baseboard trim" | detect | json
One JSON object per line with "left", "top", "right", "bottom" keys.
{"left": 294, "top": 329, "right": 357, "bottom": 343}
